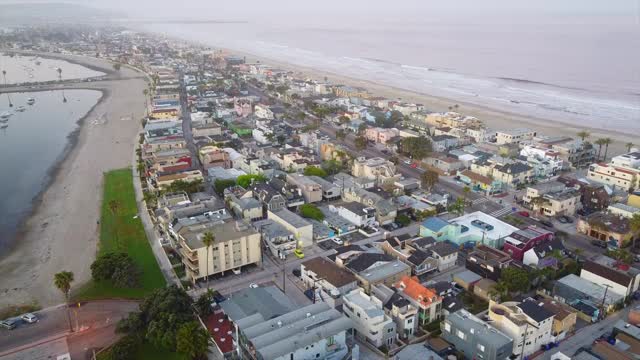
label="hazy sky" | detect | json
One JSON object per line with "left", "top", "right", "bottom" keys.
{"left": 1, "top": 0, "right": 638, "bottom": 25}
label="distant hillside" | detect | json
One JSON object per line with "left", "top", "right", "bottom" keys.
{"left": 0, "top": 2, "right": 123, "bottom": 25}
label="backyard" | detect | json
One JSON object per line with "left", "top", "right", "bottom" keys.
{"left": 75, "top": 168, "right": 165, "bottom": 300}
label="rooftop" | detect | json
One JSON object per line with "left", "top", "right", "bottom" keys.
{"left": 451, "top": 211, "right": 519, "bottom": 241}
{"left": 181, "top": 220, "right": 258, "bottom": 250}
{"left": 395, "top": 276, "right": 441, "bottom": 308}
{"left": 302, "top": 257, "right": 357, "bottom": 288}
{"left": 269, "top": 208, "right": 311, "bottom": 229}
{"left": 220, "top": 286, "right": 295, "bottom": 322}
{"left": 446, "top": 309, "right": 513, "bottom": 348}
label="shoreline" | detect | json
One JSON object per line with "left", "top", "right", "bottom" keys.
{"left": 225, "top": 48, "right": 637, "bottom": 156}
{"left": 0, "top": 88, "right": 106, "bottom": 257}
{"left": 0, "top": 54, "right": 147, "bottom": 308}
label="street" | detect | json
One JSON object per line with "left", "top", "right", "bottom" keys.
{"left": 0, "top": 300, "right": 139, "bottom": 359}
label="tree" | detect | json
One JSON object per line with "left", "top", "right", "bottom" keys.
{"left": 195, "top": 289, "right": 215, "bottom": 316}
{"left": 118, "top": 286, "right": 194, "bottom": 351}
{"left": 54, "top": 271, "right": 74, "bottom": 332}
{"left": 606, "top": 248, "right": 633, "bottom": 264}
{"left": 214, "top": 179, "right": 236, "bottom": 195}
{"left": 91, "top": 253, "right": 141, "bottom": 288}
{"left": 110, "top": 335, "right": 140, "bottom": 360}
{"left": 461, "top": 186, "right": 471, "bottom": 213}
{"left": 300, "top": 204, "right": 325, "bottom": 221}
{"left": 303, "top": 166, "right": 328, "bottom": 177}
{"left": 201, "top": 232, "right": 215, "bottom": 289}
{"left": 630, "top": 213, "right": 640, "bottom": 250}
{"left": 176, "top": 321, "right": 211, "bottom": 359}
{"left": 389, "top": 110, "right": 404, "bottom": 124}
{"left": 321, "top": 160, "right": 343, "bottom": 175}
{"left": 399, "top": 137, "right": 432, "bottom": 160}
{"left": 595, "top": 138, "right": 606, "bottom": 161}
{"left": 335, "top": 129, "right": 347, "bottom": 141}
{"left": 355, "top": 135, "right": 368, "bottom": 150}
{"left": 500, "top": 267, "right": 529, "bottom": 293}
{"left": 396, "top": 214, "right": 411, "bottom": 227}
{"left": 626, "top": 142, "right": 635, "bottom": 152}
{"left": 113, "top": 63, "right": 122, "bottom": 71}
{"left": 338, "top": 115, "right": 351, "bottom": 125}
{"left": 577, "top": 130, "right": 591, "bottom": 142}
{"left": 388, "top": 155, "right": 400, "bottom": 165}
{"left": 357, "top": 122, "right": 368, "bottom": 135}
{"left": 488, "top": 281, "right": 509, "bottom": 301}
{"left": 447, "top": 198, "right": 465, "bottom": 216}
{"left": 421, "top": 170, "right": 439, "bottom": 191}
{"left": 602, "top": 138, "right": 613, "bottom": 161}
{"left": 236, "top": 174, "right": 267, "bottom": 188}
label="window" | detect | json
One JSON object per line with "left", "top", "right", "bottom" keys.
{"left": 387, "top": 328, "right": 393, "bottom": 333}
{"left": 477, "top": 344, "right": 485, "bottom": 352}
{"left": 457, "top": 330, "right": 465, "bottom": 340}
{"left": 444, "top": 322, "right": 451, "bottom": 332}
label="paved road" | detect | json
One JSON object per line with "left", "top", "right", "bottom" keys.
{"left": 0, "top": 300, "right": 138, "bottom": 356}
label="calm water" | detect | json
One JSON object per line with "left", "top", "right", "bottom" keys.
{"left": 0, "top": 53, "right": 105, "bottom": 84}
{"left": 143, "top": 20, "right": 640, "bottom": 134}
{"left": 0, "top": 90, "right": 102, "bottom": 251}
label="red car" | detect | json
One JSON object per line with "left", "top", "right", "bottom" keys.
{"left": 517, "top": 211, "right": 530, "bottom": 217}
{"left": 410, "top": 162, "right": 418, "bottom": 168}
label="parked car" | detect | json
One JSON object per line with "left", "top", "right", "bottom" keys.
{"left": 294, "top": 249, "right": 305, "bottom": 259}
{"left": 558, "top": 215, "right": 573, "bottom": 223}
{"left": 540, "top": 219, "right": 554, "bottom": 228}
{"left": 21, "top": 313, "right": 38, "bottom": 324}
{"left": 410, "top": 162, "right": 418, "bottom": 168}
{"left": 591, "top": 240, "right": 607, "bottom": 248}
{"left": 332, "top": 238, "right": 344, "bottom": 245}
{"left": 517, "top": 211, "right": 530, "bottom": 217}
{"left": 1, "top": 318, "right": 18, "bottom": 330}
{"left": 404, "top": 159, "right": 412, "bottom": 165}
{"left": 249, "top": 283, "right": 259, "bottom": 289}
{"left": 292, "top": 269, "right": 301, "bottom": 277}
{"left": 381, "top": 149, "right": 388, "bottom": 154}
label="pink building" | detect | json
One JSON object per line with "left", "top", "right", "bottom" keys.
{"left": 502, "top": 226, "right": 554, "bottom": 261}
{"left": 365, "top": 127, "right": 400, "bottom": 144}
{"left": 234, "top": 98, "right": 252, "bottom": 117}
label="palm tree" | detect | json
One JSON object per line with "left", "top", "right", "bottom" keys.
{"left": 202, "top": 232, "right": 215, "bottom": 289}
{"left": 462, "top": 186, "right": 471, "bottom": 213}
{"left": 577, "top": 130, "right": 591, "bottom": 142}
{"left": 602, "top": 138, "right": 613, "bottom": 161}
{"left": 626, "top": 142, "right": 635, "bottom": 152}
{"left": 594, "top": 138, "right": 606, "bottom": 161}
{"left": 54, "top": 271, "right": 75, "bottom": 332}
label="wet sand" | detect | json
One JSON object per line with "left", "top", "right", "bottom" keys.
{"left": 0, "top": 54, "right": 148, "bottom": 308}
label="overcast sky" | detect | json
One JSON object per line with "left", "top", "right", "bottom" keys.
{"left": 1, "top": 0, "right": 637, "bottom": 25}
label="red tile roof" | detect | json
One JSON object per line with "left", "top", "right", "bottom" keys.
{"left": 205, "top": 310, "right": 235, "bottom": 354}
{"left": 394, "top": 275, "right": 441, "bottom": 308}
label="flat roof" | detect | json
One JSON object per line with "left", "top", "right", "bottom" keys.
{"left": 221, "top": 286, "right": 295, "bottom": 322}
{"left": 181, "top": 220, "right": 257, "bottom": 249}
{"left": 269, "top": 208, "right": 311, "bottom": 229}
{"left": 446, "top": 309, "right": 513, "bottom": 348}
{"left": 451, "top": 211, "right": 519, "bottom": 241}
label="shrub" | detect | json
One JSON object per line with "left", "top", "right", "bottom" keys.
{"left": 91, "top": 253, "right": 142, "bottom": 288}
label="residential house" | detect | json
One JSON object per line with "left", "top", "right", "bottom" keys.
{"left": 457, "top": 169, "right": 503, "bottom": 195}
{"left": 423, "top": 153, "right": 465, "bottom": 176}
{"left": 394, "top": 275, "right": 443, "bottom": 326}
{"left": 224, "top": 186, "right": 263, "bottom": 221}
{"left": 343, "top": 289, "right": 397, "bottom": 348}
{"left": 553, "top": 274, "right": 625, "bottom": 316}
{"left": 336, "top": 252, "right": 411, "bottom": 293}
{"left": 420, "top": 212, "right": 519, "bottom": 249}
{"left": 268, "top": 208, "right": 314, "bottom": 248}
{"left": 522, "top": 238, "right": 566, "bottom": 268}
{"left": 430, "top": 134, "right": 459, "bottom": 152}
{"left": 429, "top": 242, "right": 459, "bottom": 271}
{"left": 269, "top": 178, "right": 305, "bottom": 208}
{"left": 539, "top": 299, "right": 577, "bottom": 342}
{"left": 371, "top": 284, "right": 419, "bottom": 339}
{"left": 609, "top": 203, "right": 640, "bottom": 219}
{"left": 156, "top": 170, "right": 203, "bottom": 189}
{"left": 178, "top": 220, "right": 261, "bottom": 283}
{"left": 253, "top": 103, "right": 274, "bottom": 119}
{"left": 252, "top": 183, "right": 287, "bottom": 213}
{"left": 441, "top": 309, "right": 514, "bottom": 360}
{"left": 495, "top": 128, "right": 536, "bottom": 145}
{"left": 577, "top": 212, "right": 632, "bottom": 248}
{"left": 538, "top": 136, "right": 596, "bottom": 169}
{"left": 341, "top": 186, "right": 398, "bottom": 225}
{"left": 254, "top": 219, "right": 297, "bottom": 258}
{"left": 488, "top": 298, "right": 555, "bottom": 358}
{"left": 199, "top": 146, "right": 231, "bottom": 169}
{"left": 465, "top": 245, "right": 513, "bottom": 281}
{"left": 307, "top": 175, "right": 341, "bottom": 200}
{"left": 365, "top": 127, "right": 400, "bottom": 144}
{"left": 502, "top": 226, "right": 555, "bottom": 262}
{"left": 286, "top": 174, "right": 323, "bottom": 203}
{"left": 351, "top": 157, "right": 400, "bottom": 186}
{"left": 523, "top": 182, "right": 581, "bottom": 217}
{"left": 300, "top": 257, "right": 358, "bottom": 308}
{"left": 580, "top": 257, "right": 640, "bottom": 298}
{"left": 377, "top": 235, "right": 439, "bottom": 276}
{"left": 492, "top": 162, "right": 534, "bottom": 187}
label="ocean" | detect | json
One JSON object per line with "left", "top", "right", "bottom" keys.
{"left": 0, "top": 89, "right": 102, "bottom": 252}
{"left": 142, "top": 20, "right": 640, "bottom": 134}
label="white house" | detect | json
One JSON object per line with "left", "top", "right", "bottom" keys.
{"left": 343, "top": 288, "right": 397, "bottom": 348}
{"left": 334, "top": 203, "right": 377, "bottom": 228}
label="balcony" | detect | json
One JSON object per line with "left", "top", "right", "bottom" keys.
{"left": 181, "top": 248, "right": 198, "bottom": 262}
{"left": 184, "top": 258, "right": 199, "bottom": 272}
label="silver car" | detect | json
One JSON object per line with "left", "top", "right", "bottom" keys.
{"left": 21, "top": 313, "right": 38, "bottom": 323}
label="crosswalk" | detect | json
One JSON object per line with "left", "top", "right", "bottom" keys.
{"left": 472, "top": 197, "right": 490, "bottom": 205}
{"left": 490, "top": 207, "right": 513, "bottom": 218}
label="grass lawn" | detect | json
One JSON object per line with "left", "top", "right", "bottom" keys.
{"left": 75, "top": 168, "right": 165, "bottom": 300}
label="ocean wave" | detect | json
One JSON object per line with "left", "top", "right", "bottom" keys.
{"left": 497, "top": 76, "right": 588, "bottom": 93}
{"left": 400, "top": 64, "right": 432, "bottom": 72}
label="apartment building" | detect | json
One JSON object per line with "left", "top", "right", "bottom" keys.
{"left": 495, "top": 128, "right": 536, "bottom": 145}
{"left": 343, "top": 289, "right": 397, "bottom": 348}
{"left": 268, "top": 208, "right": 314, "bottom": 248}
{"left": 441, "top": 309, "right": 514, "bottom": 360}
{"left": 286, "top": 174, "right": 323, "bottom": 203}
{"left": 178, "top": 220, "right": 261, "bottom": 283}
{"left": 502, "top": 226, "right": 555, "bottom": 262}
{"left": 587, "top": 151, "right": 640, "bottom": 191}
{"left": 199, "top": 146, "right": 231, "bottom": 169}
{"left": 488, "top": 299, "right": 555, "bottom": 358}
{"left": 351, "top": 157, "right": 399, "bottom": 185}
{"left": 365, "top": 127, "right": 400, "bottom": 144}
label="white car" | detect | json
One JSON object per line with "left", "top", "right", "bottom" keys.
{"left": 249, "top": 283, "right": 259, "bottom": 289}
{"left": 21, "top": 313, "right": 38, "bottom": 323}
{"left": 332, "top": 238, "right": 344, "bottom": 245}
{"left": 404, "top": 159, "right": 412, "bottom": 165}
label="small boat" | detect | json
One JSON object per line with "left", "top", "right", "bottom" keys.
{"left": 1, "top": 124, "right": 8, "bottom": 129}
{"left": 27, "top": 98, "right": 35, "bottom": 105}
{"left": 16, "top": 106, "right": 26, "bottom": 112}
{"left": 0, "top": 111, "right": 12, "bottom": 120}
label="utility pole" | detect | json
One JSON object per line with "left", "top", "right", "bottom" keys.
{"left": 601, "top": 283, "right": 613, "bottom": 320}
{"left": 282, "top": 256, "right": 286, "bottom": 294}
{"left": 519, "top": 322, "right": 530, "bottom": 360}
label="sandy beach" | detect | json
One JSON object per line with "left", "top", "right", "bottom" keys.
{"left": 234, "top": 50, "right": 637, "bottom": 157}
{"left": 0, "top": 54, "right": 148, "bottom": 308}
